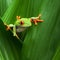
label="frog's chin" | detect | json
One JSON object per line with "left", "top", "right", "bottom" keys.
{"left": 16, "top": 27, "right": 26, "bottom": 32}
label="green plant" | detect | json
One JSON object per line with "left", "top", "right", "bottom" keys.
{"left": 0, "top": 0, "right": 60, "bottom": 60}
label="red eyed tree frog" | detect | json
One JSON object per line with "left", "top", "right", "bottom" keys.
{"left": 5, "top": 14, "right": 44, "bottom": 39}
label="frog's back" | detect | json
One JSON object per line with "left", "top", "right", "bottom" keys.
{"left": 21, "top": 18, "right": 30, "bottom": 22}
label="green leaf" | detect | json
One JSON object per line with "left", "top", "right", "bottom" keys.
{"left": 53, "top": 46, "right": 60, "bottom": 60}
{"left": 20, "top": 0, "right": 60, "bottom": 60}
{"left": 0, "top": 0, "right": 60, "bottom": 60}
{"left": 0, "top": 0, "right": 12, "bottom": 17}
{"left": 0, "top": 19, "right": 22, "bottom": 60}
{"left": 0, "top": 0, "right": 7, "bottom": 16}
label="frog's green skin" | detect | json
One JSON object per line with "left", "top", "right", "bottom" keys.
{"left": 8, "top": 18, "right": 32, "bottom": 36}
{"left": 15, "top": 18, "right": 31, "bottom": 27}
{"left": 6, "top": 14, "right": 43, "bottom": 38}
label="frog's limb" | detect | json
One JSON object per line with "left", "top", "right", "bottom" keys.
{"left": 33, "top": 19, "right": 44, "bottom": 25}
{"left": 4, "top": 23, "right": 9, "bottom": 30}
{"left": 16, "top": 16, "right": 21, "bottom": 20}
{"left": 13, "top": 25, "right": 16, "bottom": 36}
{"left": 4, "top": 23, "right": 14, "bottom": 30}
{"left": 33, "top": 20, "right": 38, "bottom": 25}
{"left": 37, "top": 20, "right": 44, "bottom": 22}
{"left": 13, "top": 25, "right": 20, "bottom": 39}
{"left": 37, "top": 14, "right": 41, "bottom": 19}
{"left": 7, "top": 24, "right": 14, "bottom": 30}
{"left": 7, "top": 24, "right": 20, "bottom": 39}
{"left": 31, "top": 14, "right": 44, "bottom": 25}
{"left": 9, "top": 24, "right": 14, "bottom": 27}
{"left": 4, "top": 23, "right": 20, "bottom": 39}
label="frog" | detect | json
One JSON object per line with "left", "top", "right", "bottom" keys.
{"left": 5, "top": 14, "right": 43, "bottom": 39}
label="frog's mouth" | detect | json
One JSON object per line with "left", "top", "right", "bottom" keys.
{"left": 17, "top": 25, "right": 30, "bottom": 28}
{"left": 20, "top": 22, "right": 31, "bottom": 27}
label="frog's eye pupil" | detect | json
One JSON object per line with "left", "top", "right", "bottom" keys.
{"left": 20, "top": 21, "right": 24, "bottom": 25}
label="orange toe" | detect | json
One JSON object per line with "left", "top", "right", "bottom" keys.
{"left": 6, "top": 26, "right": 10, "bottom": 30}
{"left": 34, "top": 20, "right": 38, "bottom": 25}
{"left": 16, "top": 16, "right": 20, "bottom": 20}
{"left": 37, "top": 20, "right": 44, "bottom": 22}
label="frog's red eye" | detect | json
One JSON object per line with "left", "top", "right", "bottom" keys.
{"left": 20, "top": 21, "right": 24, "bottom": 25}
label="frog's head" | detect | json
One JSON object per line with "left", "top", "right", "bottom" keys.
{"left": 31, "top": 14, "right": 44, "bottom": 25}
{"left": 16, "top": 16, "right": 32, "bottom": 27}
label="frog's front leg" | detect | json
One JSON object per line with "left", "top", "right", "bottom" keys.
{"left": 6, "top": 24, "right": 17, "bottom": 36}
{"left": 4, "top": 23, "right": 14, "bottom": 30}
{"left": 13, "top": 25, "right": 19, "bottom": 39}
{"left": 5, "top": 24, "right": 16, "bottom": 36}
{"left": 13, "top": 25, "right": 16, "bottom": 36}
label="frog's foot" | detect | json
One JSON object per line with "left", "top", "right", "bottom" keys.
{"left": 33, "top": 14, "right": 44, "bottom": 25}
{"left": 16, "top": 16, "right": 21, "bottom": 20}
{"left": 37, "top": 14, "right": 41, "bottom": 19}
{"left": 4, "top": 23, "right": 11, "bottom": 30}
{"left": 6, "top": 25, "right": 11, "bottom": 30}
{"left": 37, "top": 20, "right": 44, "bottom": 22}
{"left": 33, "top": 19, "right": 44, "bottom": 25}
{"left": 33, "top": 20, "right": 38, "bottom": 25}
